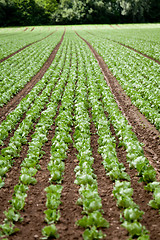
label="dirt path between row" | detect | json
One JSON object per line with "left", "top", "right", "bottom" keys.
{"left": 85, "top": 31, "right": 160, "bottom": 65}
{"left": 76, "top": 32, "right": 160, "bottom": 179}
{"left": 56, "top": 130, "right": 83, "bottom": 240}
{"left": 0, "top": 30, "right": 65, "bottom": 123}
{"left": 115, "top": 40, "right": 160, "bottom": 65}
{"left": 0, "top": 30, "right": 56, "bottom": 64}
{"left": 8, "top": 104, "right": 61, "bottom": 240}
{"left": 109, "top": 123, "right": 160, "bottom": 240}
{"left": 89, "top": 112, "right": 128, "bottom": 240}
{"left": 0, "top": 79, "right": 60, "bottom": 221}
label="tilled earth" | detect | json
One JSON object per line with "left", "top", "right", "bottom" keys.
{"left": 0, "top": 29, "right": 160, "bottom": 240}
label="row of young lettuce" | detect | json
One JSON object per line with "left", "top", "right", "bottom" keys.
{"left": 0, "top": 27, "right": 57, "bottom": 59}
{"left": 0, "top": 27, "right": 159, "bottom": 131}
{"left": 0, "top": 29, "right": 160, "bottom": 239}
{"left": 0, "top": 29, "right": 62, "bottom": 107}
{"left": 77, "top": 29, "right": 160, "bottom": 131}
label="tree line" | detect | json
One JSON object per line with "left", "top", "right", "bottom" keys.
{"left": 0, "top": 0, "right": 160, "bottom": 27}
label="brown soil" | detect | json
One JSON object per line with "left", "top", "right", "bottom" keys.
{"left": 89, "top": 112, "right": 128, "bottom": 240}
{"left": 0, "top": 52, "right": 67, "bottom": 225}
{"left": 0, "top": 30, "right": 65, "bottom": 123}
{"left": 0, "top": 101, "right": 50, "bottom": 222}
{"left": 109, "top": 123, "right": 160, "bottom": 240}
{"left": 76, "top": 32, "right": 160, "bottom": 179}
{"left": 56, "top": 131, "right": 84, "bottom": 240}
{"left": 0, "top": 143, "right": 29, "bottom": 222}
{"left": 0, "top": 30, "right": 160, "bottom": 240}
{"left": 0, "top": 41, "right": 65, "bottom": 152}
{"left": 24, "top": 28, "right": 28, "bottom": 31}
{"left": 31, "top": 28, "right": 34, "bottom": 32}
{"left": 0, "top": 111, "right": 28, "bottom": 152}
{"left": 117, "top": 41, "right": 160, "bottom": 65}
{"left": 8, "top": 104, "right": 60, "bottom": 240}
{"left": 85, "top": 30, "right": 160, "bottom": 65}
{"left": 0, "top": 30, "right": 56, "bottom": 64}
{"left": 56, "top": 51, "right": 84, "bottom": 240}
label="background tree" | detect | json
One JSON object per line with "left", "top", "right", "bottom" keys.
{"left": 147, "top": 0, "right": 160, "bottom": 23}
{"left": 117, "top": 0, "right": 150, "bottom": 22}
{"left": 0, "top": 0, "right": 160, "bottom": 26}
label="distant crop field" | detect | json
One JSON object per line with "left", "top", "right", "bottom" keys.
{"left": 0, "top": 24, "right": 160, "bottom": 240}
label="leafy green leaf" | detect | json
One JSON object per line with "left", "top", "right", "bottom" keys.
{"left": 0, "top": 176, "right": 4, "bottom": 189}
{"left": 83, "top": 226, "right": 106, "bottom": 240}
{"left": 76, "top": 211, "right": 109, "bottom": 228}
{"left": 123, "top": 208, "right": 144, "bottom": 222}
{"left": 148, "top": 200, "right": 159, "bottom": 209}
{"left": 14, "top": 184, "right": 28, "bottom": 194}
{"left": 122, "top": 221, "right": 148, "bottom": 237}
{"left": 116, "top": 195, "right": 137, "bottom": 209}
{"left": 20, "top": 174, "right": 37, "bottom": 185}
{"left": 45, "top": 185, "right": 63, "bottom": 194}
{"left": 75, "top": 174, "right": 96, "bottom": 185}
{"left": 42, "top": 224, "right": 59, "bottom": 238}
{"left": 44, "top": 209, "right": 60, "bottom": 224}
{"left": 83, "top": 198, "right": 102, "bottom": 213}
{"left": 0, "top": 222, "right": 19, "bottom": 236}
{"left": 137, "top": 234, "right": 150, "bottom": 240}
{"left": 46, "top": 195, "right": 61, "bottom": 210}
{"left": 142, "top": 166, "right": 156, "bottom": 183}
{"left": 11, "top": 194, "right": 26, "bottom": 210}
{"left": 49, "top": 170, "right": 62, "bottom": 182}
{"left": 144, "top": 182, "right": 160, "bottom": 192}
{"left": 4, "top": 208, "right": 22, "bottom": 222}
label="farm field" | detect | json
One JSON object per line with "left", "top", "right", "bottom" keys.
{"left": 0, "top": 24, "right": 160, "bottom": 240}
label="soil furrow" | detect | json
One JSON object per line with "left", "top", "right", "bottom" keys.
{"left": 0, "top": 31, "right": 56, "bottom": 64}
{"left": 0, "top": 30, "right": 65, "bottom": 121}
{"left": 0, "top": 80, "right": 50, "bottom": 148}
{"left": 8, "top": 105, "right": 61, "bottom": 240}
{"left": 0, "top": 102, "right": 49, "bottom": 221}
{"left": 0, "top": 68, "right": 63, "bottom": 215}
{"left": 0, "top": 111, "right": 28, "bottom": 152}
{"left": 7, "top": 40, "right": 71, "bottom": 239}
{"left": 56, "top": 47, "right": 83, "bottom": 240}
{"left": 0, "top": 42, "right": 65, "bottom": 150}
{"left": 76, "top": 32, "right": 160, "bottom": 178}
{"left": 89, "top": 111, "right": 128, "bottom": 240}
{"left": 85, "top": 31, "right": 160, "bottom": 64}
{"left": 0, "top": 142, "right": 29, "bottom": 222}
{"left": 109, "top": 123, "right": 160, "bottom": 240}
{"left": 116, "top": 41, "right": 160, "bottom": 65}
{"left": 56, "top": 130, "right": 83, "bottom": 240}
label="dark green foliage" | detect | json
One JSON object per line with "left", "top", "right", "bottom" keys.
{"left": 146, "top": 0, "right": 160, "bottom": 23}
{"left": 0, "top": 0, "right": 50, "bottom": 26}
{"left": 0, "top": 0, "right": 159, "bottom": 27}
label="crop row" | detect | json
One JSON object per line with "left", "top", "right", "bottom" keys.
{"left": 75, "top": 33, "right": 150, "bottom": 239}
{"left": 0, "top": 29, "right": 159, "bottom": 239}
{"left": 0, "top": 33, "right": 65, "bottom": 146}
{"left": 42, "top": 38, "right": 76, "bottom": 238}
{"left": 80, "top": 34, "right": 160, "bottom": 203}
{"left": 81, "top": 33, "right": 160, "bottom": 213}
{"left": 0, "top": 34, "right": 72, "bottom": 238}
{"left": 78, "top": 30, "right": 160, "bottom": 130}
{"left": 0, "top": 27, "right": 55, "bottom": 59}
{"left": 0, "top": 36, "right": 69, "bottom": 189}
{"left": 88, "top": 28, "right": 160, "bottom": 61}
{"left": 0, "top": 30, "right": 63, "bottom": 106}
{"left": 73, "top": 36, "right": 109, "bottom": 239}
